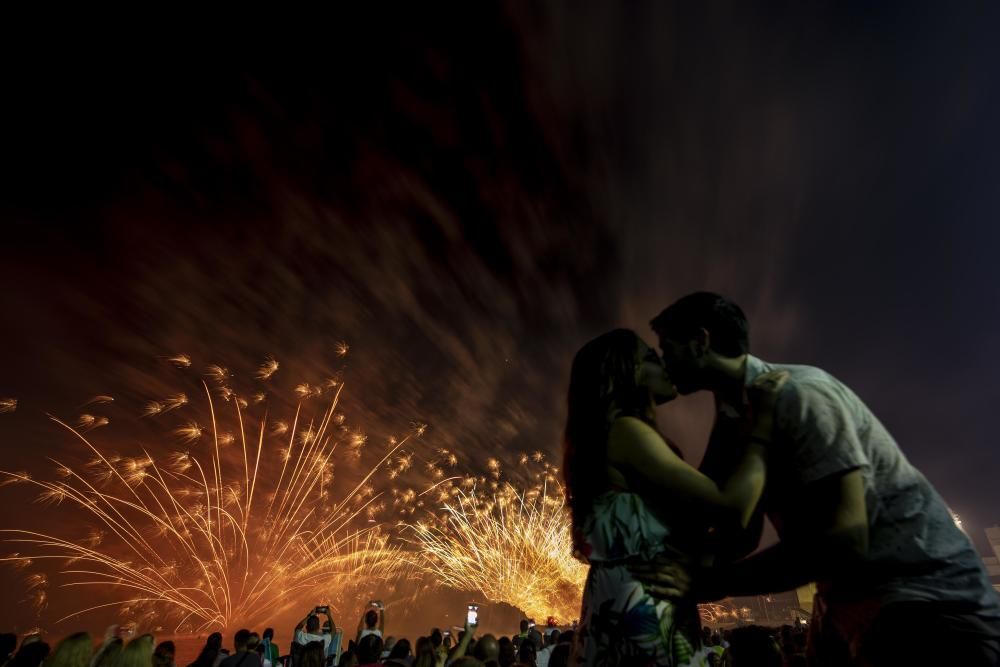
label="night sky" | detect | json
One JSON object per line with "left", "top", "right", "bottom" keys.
{"left": 1, "top": 2, "right": 1000, "bottom": 632}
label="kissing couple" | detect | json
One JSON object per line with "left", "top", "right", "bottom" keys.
{"left": 565, "top": 292, "right": 1000, "bottom": 667}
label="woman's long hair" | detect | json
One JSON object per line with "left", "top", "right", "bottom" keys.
{"left": 563, "top": 329, "right": 679, "bottom": 538}
{"left": 44, "top": 633, "right": 92, "bottom": 667}
{"left": 186, "top": 634, "right": 221, "bottom": 667}
{"left": 109, "top": 636, "right": 153, "bottom": 667}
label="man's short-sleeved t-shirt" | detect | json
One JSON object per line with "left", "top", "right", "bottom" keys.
{"left": 708, "top": 355, "right": 999, "bottom": 616}
{"left": 295, "top": 630, "right": 331, "bottom": 653}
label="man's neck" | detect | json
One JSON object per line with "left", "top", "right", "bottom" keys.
{"left": 710, "top": 355, "right": 749, "bottom": 408}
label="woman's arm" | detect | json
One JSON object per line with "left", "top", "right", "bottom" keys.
{"left": 608, "top": 371, "right": 786, "bottom": 529}
{"left": 609, "top": 417, "right": 766, "bottom": 529}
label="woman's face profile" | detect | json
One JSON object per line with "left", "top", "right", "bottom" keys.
{"left": 635, "top": 340, "right": 678, "bottom": 404}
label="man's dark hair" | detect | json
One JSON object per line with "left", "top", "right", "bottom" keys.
{"left": 430, "top": 628, "right": 443, "bottom": 648}
{"left": 473, "top": 634, "right": 499, "bottom": 662}
{"left": 365, "top": 609, "right": 379, "bottom": 628}
{"left": 356, "top": 634, "right": 383, "bottom": 663}
{"left": 306, "top": 615, "right": 320, "bottom": 632}
{"left": 651, "top": 292, "right": 749, "bottom": 357}
{"left": 155, "top": 641, "right": 176, "bottom": 657}
{"left": 234, "top": 629, "right": 252, "bottom": 651}
{"left": 262, "top": 628, "right": 274, "bottom": 641}
{"left": 388, "top": 638, "right": 411, "bottom": 659}
{"left": 519, "top": 619, "right": 529, "bottom": 633}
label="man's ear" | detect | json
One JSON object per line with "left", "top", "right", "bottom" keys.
{"left": 693, "top": 327, "right": 711, "bottom": 358}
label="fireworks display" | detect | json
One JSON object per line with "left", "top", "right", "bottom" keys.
{"left": 405, "top": 482, "right": 586, "bottom": 624}
{"left": 0, "top": 357, "right": 416, "bottom": 633}
{"left": 0, "top": 351, "right": 598, "bottom": 634}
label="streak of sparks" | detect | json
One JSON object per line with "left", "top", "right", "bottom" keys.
{"left": 405, "top": 482, "right": 586, "bottom": 623}
{"left": 168, "top": 354, "right": 192, "bottom": 368}
{"left": 0, "top": 381, "right": 413, "bottom": 632}
{"left": 0, "top": 399, "right": 17, "bottom": 415}
{"left": 256, "top": 357, "right": 279, "bottom": 382}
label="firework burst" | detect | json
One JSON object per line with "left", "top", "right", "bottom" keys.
{"left": 405, "top": 481, "right": 586, "bottom": 623}
{"left": 0, "top": 379, "right": 415, "bottom": 632}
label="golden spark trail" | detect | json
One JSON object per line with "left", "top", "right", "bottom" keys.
{"left": 0, "top": 371, "right": 410, "bottom": 632}
{"left": 405, "top": 482, "right": 586, "bottom": 623}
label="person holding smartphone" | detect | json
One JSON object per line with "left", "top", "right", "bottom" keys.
{"left": 294, "top": 607, "right": 335, "bottom": 656}
{"left": 356, "top": 601, "right": 385, "bottom": 643}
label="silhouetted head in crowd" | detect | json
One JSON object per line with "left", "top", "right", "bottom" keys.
{"left": 154, "top": 641, "right": 175, "bottom": 658}
{"left": 92, "top": 639, "right": 123, "bottom": 667}
{"left": 233, "top": 630, "right": 251, "bottom": 652}
{"left": 189, "top": 633, "right": 222, "bottom": 667}
{"left": 518, "top": 621, "right": 529, "bottom": 635}
{"left": 338, "top": 650, "right": 358, "bottom": 667}
{"left": 548, "top": 644, "right": 570, "bottom": 667}
{"left": 262, "top": 629, "right": 274, "bottom": 642}
{"left": 727, "top": 626, "right": 783, "bottom": 667}
{"left": 388, "top": 638, "right": 411, "bottom": 659}
{"left": 557, "top": 631, "right": 573, "bottom": 645}
{"left": 450, "top": 659, "right": 486, "bottom": 667}
{"left": 357, "top": 634, "right": 383, "bottom": 663}
{"left": 10, "top": 640, "right": 50, "bottom": 667}
{"left": 0, "top": 635, "right": 16, "bottom": 662}
{"left": 46, "top": 632, "right": 92, "bottom": 667}
{"left": 300, "top": 641, "right": 325, "bottom": 667}
{"left": 430, "top": 629, "right": 443, "bottom": 648}
{"left": 306, "top": 615, "right": 320, "bottom": 634}
{"left": 517, "top": 640, "right": 536, "bottom": 666}
{"left": 364, "top": 610, "right": 379, "bottom": 629}
{"left": 474, "top": 634, "right": 499, "bottom": 663}
{"left": 114, "top": 635, "right": 154, "bottom": 667}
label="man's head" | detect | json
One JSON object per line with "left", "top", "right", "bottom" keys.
{"left": 263, "top": 628, "right": 274, "bottom": 641}
{"left": 365, "top": 609, "right": 378, "bottom": 629}
{"left": 518, "top": 620, "right": 529, "bottom": 634}
{"left": 546, "top": 629, "right": 559, "bottom": 646}
{"left": 233, "top": 629, "right": 252, "bottom": 652}
{"left": 306, "top": 615, "right": 320, "bottom": 633}
{"left": 356, "top": 634, "right": 383, "bottom": 664}
{"left": 430, "top": 628, "right": 443, "bottom": 648}
{"left": 473, "top": 634, "right": 499, "bottom": 662}
{"left": 651, "top": 292, "right": 750, "bottom": 394}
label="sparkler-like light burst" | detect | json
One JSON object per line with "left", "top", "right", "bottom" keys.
{"left": 0, "top": 357, "right": 417, "bottom": 633}
{"left": 405, "top": 480, "right": 587, "bottom": 623}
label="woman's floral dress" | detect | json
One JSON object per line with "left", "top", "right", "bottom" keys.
{"left": 570, "top": 491, "right": 710, "bottom": 667}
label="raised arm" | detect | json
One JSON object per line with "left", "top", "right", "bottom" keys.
{"left": 355, "top": 611, "right": 365, "bottom": 644}
{"left": 610, "top": 370, "right": 786, "bottom": 531}
{"left": 294, "top": 609, "right": 314, "bottom": 632}
{"left": 448, "top": 620, "right": 475, "bottom": 662}
{"left": 610, "top": 418, "right": 765, "bottom": 528}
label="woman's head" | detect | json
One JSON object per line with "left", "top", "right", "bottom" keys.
{"left": 299, "top": 642, "right": 325, "bottom": 667}
{"left": 110, "top": 635, "right": 153, "bottom": 667}
{"left": 564, "top": 329, "right": 676, "bottom": 531}
{"left": 90, "top": 639, "right": 121, "bottom": 667}
{"left": 44, "top": 633, "right": 91, "bottom": 667}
